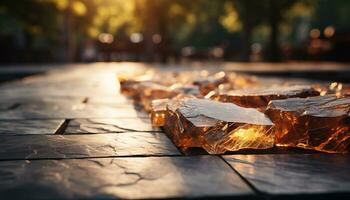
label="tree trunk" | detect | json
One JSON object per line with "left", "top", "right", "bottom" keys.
{"left": 240, "top": 0, "right": 254, "bottom": 62}
{"left": 242, "top": 22, "right": 252, "bottom": 62}
{"left": 144, "top": 0, "right": 158, "bottom": 62}
{"left": 268, "top": 0, "right": 281, "bottom": 62}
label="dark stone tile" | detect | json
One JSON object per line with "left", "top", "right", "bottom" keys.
{"left": 64, "top": 118, "right": 159, "bottom": 134}
{"left": 0, "top": 120, "right": 64, "bottom": 135}
{"left": 223, "top": 154, "right": 350, "bottom": 197}
{"left": 0, "top": 156, "right": 254, "bottom": 199}
{"left": 0, "top": 103, "right": 148, "bottom": 119}
{"left": 0, "top": 132, "right": 180, "bottom": 160}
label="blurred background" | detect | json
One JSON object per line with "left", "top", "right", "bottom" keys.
{"left": 0, "top": 0, "right": 349, "bottom": 64}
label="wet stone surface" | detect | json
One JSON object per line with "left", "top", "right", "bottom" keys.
{"left": 223, "top": 154, "right": 350, "bottom": 196}
{"left": 0, "top": 156, "right": 253, "bottom": 200}
{"left": 0, "top": 132, "right": 180, "bottom": 160}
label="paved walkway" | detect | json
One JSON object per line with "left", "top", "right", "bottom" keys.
{"left": 0, "top": 63, "right": 349, "bottom": 199}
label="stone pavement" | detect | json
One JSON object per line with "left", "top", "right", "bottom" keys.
{"left": 0, "top": 63, "right": 349, "bottom": 200}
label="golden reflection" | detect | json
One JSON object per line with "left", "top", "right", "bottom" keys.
{"left": 221, "top": 125, "right": 275, "bottom": 152}
{"left": 233, "top": 155, "right": 257, "bottom": 177}
{"left": 229, "top": 126, "right": 274, "bottom": 145}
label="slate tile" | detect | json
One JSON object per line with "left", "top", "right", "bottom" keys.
{"left": 0, "top": 156, "right": 254, "bottom": 199}
{"left": 0, "top": 120, "right": 64, "bottom": 135}
{"left": 0, "top": 103, "right": 148, "bottom": 119}
{"left": 0, "top": 103, "right": 15, "bottom": 111}
{"left": 0, "top": 132, "right": 180, "bottom": 160}
{"left": 64, "top": 118, "right": 159, "bottom": 134}
{"left": 0, "top": 96, "right": 86, "bottom": 105}
{"left": 223, "top": 154, "right": 350, "bottom": 197}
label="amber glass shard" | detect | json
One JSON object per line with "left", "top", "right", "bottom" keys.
{"left": 203, "top": 123, "right": 274, "bottom": 154}
{"left": 138, "top": 82, "right": 178, "bottom": 111}
{"left": 142, "top": 84, "right": 201, "bottom": 112}
{"left": 265, "top": 95, "right": 350, "bottom": 153}
{"left": 151, "top": 94, "right": 197, "bottom": 127}
{"left": 211, "top": 85, "right": 319, "bottom": 109}
{"left": 170, "top": 84, "right": 201, "bottom": 96}
{"left": 193, "top": 72, "right": 229, "bottom": 95}
{"left": 119, "top": 79, "right": 144, "bottom": 98}
{"left": 150, "top": 99, "right": 169, "bottom": 127}
{"left": 163, "top": 97, "right": 195, "bottom": 147}
{"left": 315, "top": 82, "right": 350, "bottom": 96}
{"left": 118, "top": 71, "right": 181, "bottom": 99}
{"left": 164, "top": 99, "right": 274, "bottom": 153}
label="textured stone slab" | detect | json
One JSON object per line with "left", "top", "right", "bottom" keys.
{"left": 0, "top": 156, "right": 253, "bottom": 199}
{"left": 223, "top": 154, "right": 350, "bottom": 196}
{"left": 0, "top": 132, "right": 180, "bottom": 160}
{"left": 0, "top": 103, "right": 148, "bottom": 119}
{"left": 0, "top": 95, "right": 86, "bottom": 105}
{"left": 0, "top": 120, "right": 64, "bottom": 135}
{"left": 65, "top": 118, "right": 159, "bottom": 134}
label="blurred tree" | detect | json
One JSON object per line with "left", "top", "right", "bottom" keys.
{"left": 266, "top": 0, "right": 299, "bottom": 62}
{"left": 1, "top": 0, "right": 349, "bottom": 63}
{"left": 0, "top": 0, "right": 58, "bottom": 62}
{"left": 233, "top": 0, "right": 265, "bottom": 61}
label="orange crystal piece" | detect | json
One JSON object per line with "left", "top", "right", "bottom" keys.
{"left": 150, "top": 99, "right": 169, "bottom": 127}
{"left": 316, "top": 82, "right": 350, "bottom": 96}
{"left": 265, "top": 95, "right": 350, "bottom": 153}
{"left": 138, "top": 82, "right": 179, "bottom": 111}
{"left": 151, "top": 94, "right": 198, "bottom": 127}
{"left": 164, "top": 99, "right": 274, "bottom": 153}
{"left": 211, "top": 85, "right": 319, "bottom": 109}
{"left": 193, "top": 72, "right": 229, "bottom": 95}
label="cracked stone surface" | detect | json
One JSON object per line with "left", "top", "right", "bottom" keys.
{"left": 64, "top": 118, "right": 159, "bottom": 134}
{"left": 0, "top": 132, "right": 180, "bottom": 160}
{"left": 0, "top": 156, "right": 253, "bottom": 199}
{"left": 0, "top": 120, "right": 64, "bottom": 135}
{"left": 223, "top": 154, "right": 350, "bottom": 195}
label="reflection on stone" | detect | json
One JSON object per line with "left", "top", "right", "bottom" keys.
{"left": 211, "top": 85, "right": 319, "bottom": 109}
{"left": 265, "top": 95, "right": 350, "bottom": 153}
{"left": 0, "top": 156, "right": 252, "bottom": 199}
{"left": 0, "top": 132, "right": 180, "bottom": 160}
{"left": 164, "top": 99, "right": 274, "bottom": 153}
{"left": 224, "top": 154, "right": 350, "bottom": 195}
